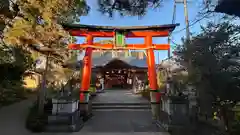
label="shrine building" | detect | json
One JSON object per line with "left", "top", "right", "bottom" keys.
{"left": 91, "top": 50, "right": 148, "bottom": 89}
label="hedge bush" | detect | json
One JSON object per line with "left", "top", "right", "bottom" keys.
{"left": 230, "top": 107, "right": 240, "bottom": 135}
{"left": 0, "top": 86, "right": 28, "bottom": 107}
{"left": 141, "top": 90, "right": 150, "bottom": 100}
{"left": 89, "top": 86, "right": 96, "bottom": 96}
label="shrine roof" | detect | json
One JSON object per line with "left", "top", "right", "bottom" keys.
{"left": 215, "top": 0, "right": 240, "bottom": 17}
{"left": 62, "top": 23, "right": 180, "bottom": 32}
{"left": 92, "top": 51, "right": 147, "bottom": 68}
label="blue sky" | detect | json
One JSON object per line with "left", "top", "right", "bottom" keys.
{"left": 75, "top": 0, "right": 214, "bottom": 64}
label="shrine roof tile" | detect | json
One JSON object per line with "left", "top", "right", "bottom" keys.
{"left": 62, "top": 23, "right": 180, "bottom": 32}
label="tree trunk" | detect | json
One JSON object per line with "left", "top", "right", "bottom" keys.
{"left": 38, "top": 53, "right": 50, "bottom": 115}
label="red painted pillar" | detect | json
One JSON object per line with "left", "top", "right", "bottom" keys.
{"left": 80, "top": 35, "right": 93, "bottom": 103}
{"left": 145, "top": 36, "right": 158, "bottom": 91}
{"left": 145, "top": 36, "right": 160, "bottom": 120}
{"left": 146, "top": 48, "right": 158, "bottom": 90}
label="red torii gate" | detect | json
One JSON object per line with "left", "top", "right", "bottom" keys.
{"left": 63, "top": 24, "right": 179, "bottom": 116}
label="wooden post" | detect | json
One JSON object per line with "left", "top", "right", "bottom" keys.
{"left": 80, "top": 35, "right": 93, "bottom": 119}
{"left": 145, "top": 36, "right": 160, "bottom": 120}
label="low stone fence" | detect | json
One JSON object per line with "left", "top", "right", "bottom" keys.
{"left": 158, "top": 95, "right": 190, "bottom": 131}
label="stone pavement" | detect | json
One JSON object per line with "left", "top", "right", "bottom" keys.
{"left": 0, "top": 98, "right": 39, "bottom": 135}
{"left": 80, "top": 89, "right": 168, "bottom": 135}
{"left": 0, "top": 89, "right": 169, "bottom": 135}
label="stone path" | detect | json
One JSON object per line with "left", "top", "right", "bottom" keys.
{"left": 0, "top": 98, "right": 38, "bottom": 135}
{"left": 81, "top": 90, "right": 168, "bottom": 134}
{"left": 0, "top": 90, "right": 169, "bottom": 135}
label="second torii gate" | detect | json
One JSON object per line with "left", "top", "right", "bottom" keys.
{"left": 63, "top": 23, "right": 179, "bottom": 118}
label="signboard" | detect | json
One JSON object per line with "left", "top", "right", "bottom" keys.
{"left": 115, "top": 31, "right": 126, "bottom": 47}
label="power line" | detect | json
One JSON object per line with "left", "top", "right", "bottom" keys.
{"left": 172, "top": 12, "right": 213, "bottom": 34}
{"left": 169, "top": 12, "right": 213, "bottom": 46}
{"left": 168, "top": 0, "right": 211, "bottom": 57}
{"left": 170, "top": 13, "right": 229, "bottom": 46}
{"left": 170, "top": 39, "right": 181, "bottom": 46}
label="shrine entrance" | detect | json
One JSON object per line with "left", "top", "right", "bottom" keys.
{"left": 94, "top": 58, "right": 147, "bottom": 89}
{"left": 63, "top": 23, "right": 179, "bottom": 119}
{"left": 101, "top": 59, "right": 130, "bottom": 89}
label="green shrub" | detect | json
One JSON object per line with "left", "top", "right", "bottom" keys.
{"left": 0, "top": 85, "right": 27, "bottom": 107}
{"left": 89, "top": 86, "right": 96, "bottom": 98}
{"left": 89, "top": 86, "right": 96, "bottom": 93}
{"left": 141, "top": 90, "right": 150, "bottom": 100}
{"left": 231, "top": 121, "right": 240, "bottom": 135}
{"left": 230, "top": 107, "right": 240, "bottom": 135}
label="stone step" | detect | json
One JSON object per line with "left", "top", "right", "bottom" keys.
{"left": 92, "top": 102, "right": 151, "bottom": 106}
{"left": 92, "top": 102, "right": 151, "bottom": 110}
{"left": 92, "top": 108, "right": 152, "bottom": 111}
{"left": 92, "top": 106, "right": 151, "bottom": 109}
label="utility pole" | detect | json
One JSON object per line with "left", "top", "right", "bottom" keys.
{"left": 172, "top": 0, "right": 177, "bottom": 24}
{"left": 175, "top": 0, "right": 190, "bottom": 41}
{"left": 182, "top": 0, "right": 192, "bottom": 71}
{"left": 168, "top": 0, "right": 177, "bottom": 58}
{"left": 167, "top": 0, "right": 190, "bottom": 58}
{"left": 165, "top": 0, "right": 177, "bottom": 91}
{"left": 183, "top": 0, "right": 190, "bottom": 41}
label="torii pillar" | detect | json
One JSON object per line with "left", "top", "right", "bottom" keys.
{"left": 145, "top": 36, "right": 160, "bottom": 120}
{"left": 79, "top": 35, "right": 93, "bottom": 119}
